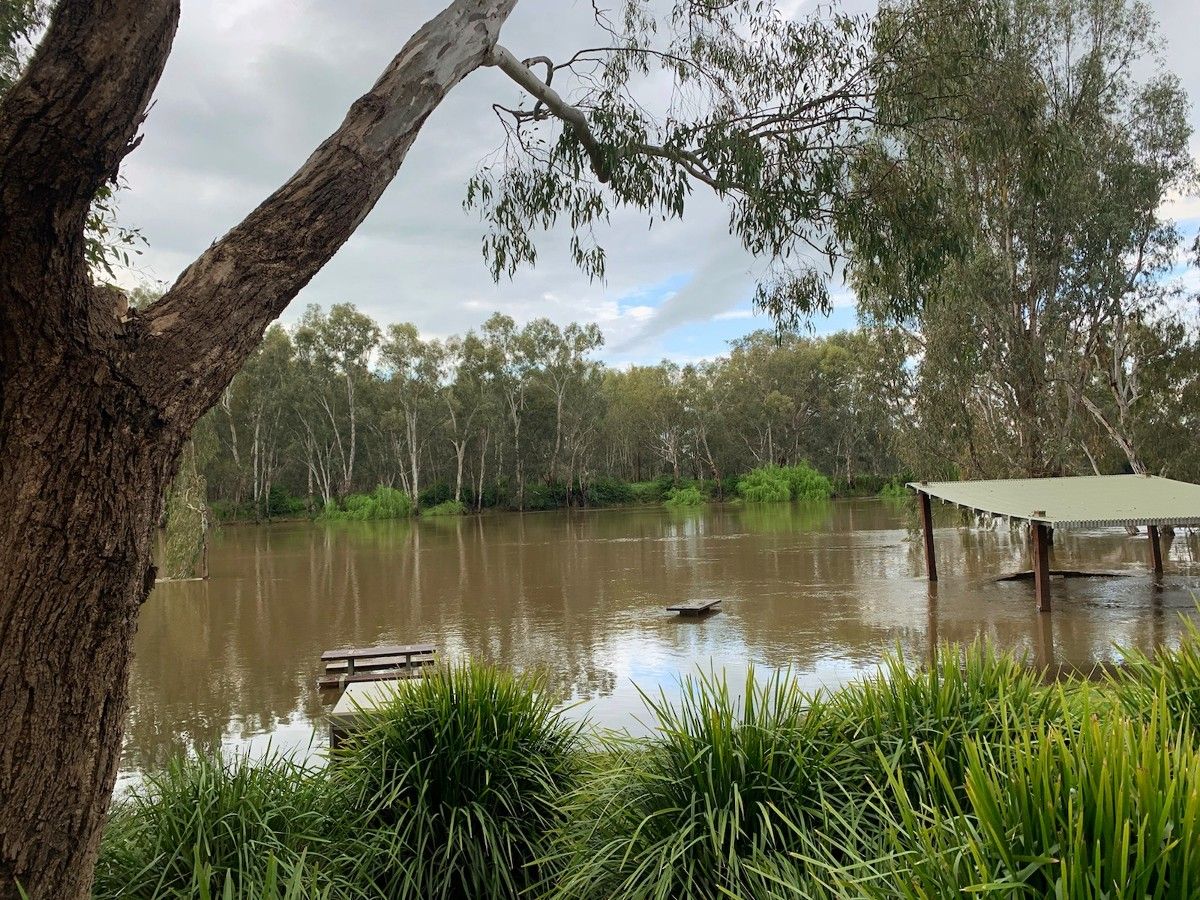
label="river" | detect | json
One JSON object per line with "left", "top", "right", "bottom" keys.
{"left": 124, "top": 499, "right": 1200, "bottom": 775}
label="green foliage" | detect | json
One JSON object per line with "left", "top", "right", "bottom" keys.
{"left": 782, "top": 462, "right": 834, "bottom": 501}
{"left": 421, "top": 500, "right": 467, "bottom": 518}
{"left": 195, "top": 306, "right": 913, "bottom": 519}
{"left": 627, "top": 481, "right": 665, "bottom": 504}
{"left": 584, "top": 476, "right": 634, "bottom": 507}
{"left": 1116, "top": 612, "right": 1200, "bottom": 728}
{"left": 737, "top": 466, "right": 792, "bottom": 502}
{"left": 94, "top": 754, "right": 345, "bottom": 899}
{"left": 523, "top": 481, "right": 569, "bottom": 511}
{"left": 100, "top": 626, "right": 1200, "bottom": 899}
{"left": 738, "top": 463, "right": 832, "bottom": 503}
{"left": 0, "top": 1, "right": 46, "bottom": 94}
{"left": 320, "top": 486, "right": 412, "bottom": 521}
{"left": 878, "top": 695, "right": 1200, "bottom": 899}
{"left": 877, "top": 478, "right": 909, "bottom": 499}
{"left": 163, "top": 445, "right": 211, "bottom": 580}
{"left": 266, "top": 486, "right": 308, "bottom": 519}
{"left": 417, "top": 481, "right": 454, "bottom": 509}
{"left": 548, "top": 670, "right": 839, "bottom": 899}
{"left": 467, "top": 0, "right": 879, "bottom": 320}
{"left": 663, "top": 485, "right": 703, "bottom": 508}
{"left": 331, "top": 664, "right": 584, "bottom": 899}
{"left": 827, "top": 643, "right": 1054, "bottom": 813}
{"left": 847, "top": 0, "right": 1197, "bottom": 479}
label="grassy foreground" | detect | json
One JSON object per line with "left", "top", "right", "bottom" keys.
{"left": 97, "top": 620, "right": 1200, "bottom": 899}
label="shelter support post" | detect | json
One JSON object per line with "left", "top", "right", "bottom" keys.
{"left": 918, "top": 490, "right": 937, "bottom": 582}
{"left": 1148, "top": 525, "right": 1163, "bottom": 579}
{"left": 1031, "top": 521, "right": 1051, "bottom": 613}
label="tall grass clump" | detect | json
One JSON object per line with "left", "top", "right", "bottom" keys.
{"left": 663, "top": 485, "right": 704, "bottom": 508}
{"left": 94, "top": 753, "right": 346, "bottom": 899}
{"left": 877, "top": 478, "right": 909, "bottom": 500}
{"left": 320, "top": 486, "right": 412, "bottom": 521}
{"left": 549, "top": 670, "right": 846, "bottom": 899}
{"left": 875, "top": 692, "right": 1200, "bottom": 899}
{"left": 1116, "top": 611, "right": 1200, "bottom": 728}
{"left": 331, "top": 664, "right": 583, "bottom": 899}
{"left": 828, "top": 642, "right": 1053, "bottom": 811}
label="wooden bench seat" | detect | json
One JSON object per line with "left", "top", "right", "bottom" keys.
{"left": 323, "top": 653, "right": 435, "bottom": 674}
{"left": 320, "top": 643, "right": 435, "bottom": 663}
{"left": 320, "top": 642, "right": 435, "bottom": 676}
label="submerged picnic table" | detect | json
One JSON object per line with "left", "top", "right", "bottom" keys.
{"left": 666, "top": 599, "right": 721, "bottom": 616}
{"left": 317, "top": 642, "right": 436, "bottom": 690}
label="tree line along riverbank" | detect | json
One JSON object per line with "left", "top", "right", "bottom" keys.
{"left": 204, "top": 464, "right": 908, "bottom": 524}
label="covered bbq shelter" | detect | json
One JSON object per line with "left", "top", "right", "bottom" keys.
{"left": 908, "top": 475, "right": 1200, "bottom": 612}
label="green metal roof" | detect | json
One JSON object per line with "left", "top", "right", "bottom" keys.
{"left": 907, "top": 475, "right": 1200, "bottom": 529}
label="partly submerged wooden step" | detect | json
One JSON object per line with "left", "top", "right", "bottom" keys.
{"left": 317, "top": 666, "right": 429, "bottom": 691}
{"left": 666, "top": 598, "right": 722, "bottom": 616}
{"left": 329, "top": 680, "right": 420, "bottom": 748}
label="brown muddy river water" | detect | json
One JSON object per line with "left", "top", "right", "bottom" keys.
{"left": 125, "top": 499, "right": 1200, "bottom": 776}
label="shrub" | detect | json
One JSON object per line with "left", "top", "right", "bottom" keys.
{"left": 265, "top": 485, "right": 308, "bottom": 518}
{"left": 417, "top": 481, "right": 454, "bottom": 508}
{"left": 737, "top": 463, "right": 832, "bottom": 503}
{"left": 883, "top": 695, "right": 1200, "bottom": 899}
{"left": 878, "top": 478, "right": 909, "bottom": 500}
{"left": 737, "top": 465, "right": 792, "bottom": 502}
{"left": 549, "top": 670, "right": 847, "bottom": 900}
{"left": 422, "top": 499, "right": 467, "bottom": 517}
{"left": 780, "top": 462, "right": 833, "bottom": 500}
{"left": 332, "top": 664, "right": 584, "bottom": 899}
{"left": 628, "top": 481, "right": 665, "bottom": 504}
{"left": 94, "top": 753, "right": 345, "bottom": 899}
{"left": 584, "top": 476, "right": 634, "bottom": 507}
{"left": 1116, "top": 610, "right": 1200, "bottom": 728}
{"left": 102, "top": 641, "right": 1200, "bottom": 900}
{"left": 663, "top": 485, "right": 703, "bottom": 508}
{"left": 320, "top": 486, "right": 412, "bottom": 521}
{"left": 827, "top": 642, "right": 1054, "bottom": 813}
{"left": 523, "top": 481, "right": 568, "bottom": 511}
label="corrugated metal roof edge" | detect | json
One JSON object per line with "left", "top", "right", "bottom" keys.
{"left": 905, "top": 483, "right": 1200, "bottom": 528}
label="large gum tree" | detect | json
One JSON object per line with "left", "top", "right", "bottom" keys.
{"left": 0, "top": 0, "right": 890, "bottom": 894}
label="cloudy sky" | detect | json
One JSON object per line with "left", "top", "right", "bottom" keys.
{"left": 114, "top": 0, "right": 1200, "bottom": 365}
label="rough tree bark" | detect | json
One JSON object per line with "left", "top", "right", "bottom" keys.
{"left": 0, "top": 0, "right": 517, "bottom": 896}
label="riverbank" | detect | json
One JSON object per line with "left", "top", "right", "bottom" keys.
{"left": 210, "top": 467, "right": 907, "bottom": 524}
{"left": 99, "top": 629, "right": 1200, "bottom": 899}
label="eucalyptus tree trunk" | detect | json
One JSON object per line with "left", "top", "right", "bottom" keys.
{"left": 0, "top": 1, "right": 517, "bottom": 895}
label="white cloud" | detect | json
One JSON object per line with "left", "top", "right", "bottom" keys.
{"left": 109, "top": 0, "right": 1200, "bottom": 365}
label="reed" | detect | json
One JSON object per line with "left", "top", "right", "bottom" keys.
{"left": 826, "top": 641, "right": 1054, "bottom": 811}
{"left": 1116, "top": 612, "right": 1200, "bottom": 729}
{"left": 330, "top": 663, "right": 584, "bottom": 899}
{"left": 94, "top": 753, "right": 350, "bottom": 899}
{"left": 546, "top": 669, "right": 850, "bottom": 899}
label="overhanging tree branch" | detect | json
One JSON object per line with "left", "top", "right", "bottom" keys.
{"left": 136, "top": 0, "right": 519, "bottom": 428}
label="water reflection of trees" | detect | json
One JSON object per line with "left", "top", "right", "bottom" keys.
{"left": 125, "top": 505, "right": 1200, "bottom": 772}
